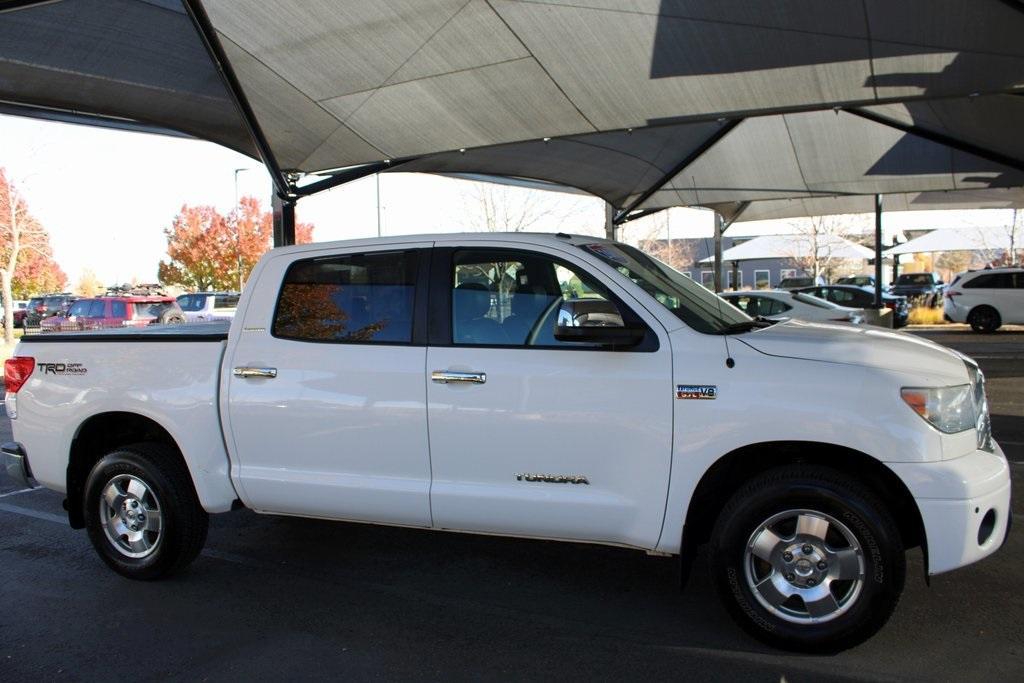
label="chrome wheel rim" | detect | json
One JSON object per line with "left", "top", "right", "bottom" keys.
{"left": 743, "top": 509, "right": 865, "bottom": 624}
{"left": 99, "top": 474, "right": 163, "bottom": 559}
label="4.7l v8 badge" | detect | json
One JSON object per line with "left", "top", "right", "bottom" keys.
{"left": 676, "top": 384, "right": 716, "bottom": 400}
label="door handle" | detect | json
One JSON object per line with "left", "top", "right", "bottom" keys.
{"left": 233, "top": 366, "right": 277, "bottom": 379}
{"left": 431, "top": 370, "right": 486, "bottom": 384}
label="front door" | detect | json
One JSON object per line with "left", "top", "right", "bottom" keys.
{"left": 425, "top": 245, "right": 673, "bottom": 548}
{"left": 225, "top": 244, "right": 433, "bottom": 527}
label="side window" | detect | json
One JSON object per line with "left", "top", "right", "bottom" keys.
{"left": 829, "top": 289, "right": 855, "bottom": 304}
{"left": 214, "top": 295, "right": 239, "bottom": 309}
{"left": 764, "top": 298, "right": 791, "bottom": 315}
{"left": 110, "top": 301, "right": 127, "bottom": 318}
{"left": 273, "top": 250, "right": 418, "bottom": 343}
{"left": 724, "top": 296, "right": 749, "bottom": 314}
{"left": 965, "top": 273, "right": 1013, "bottom": 289}
{"left": 451, "top": 249, "right": 625, "bottom": 347}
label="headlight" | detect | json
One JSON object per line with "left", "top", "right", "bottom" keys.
{"left": 966, "top": 362, "right": 995, "bottom": 452}
{"left": 901, "top": 384, "right": 975, "bottom": 433}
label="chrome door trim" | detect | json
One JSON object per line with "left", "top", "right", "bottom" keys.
{"left": 233, "top": 366, "right": 278, "bottom": 379}
{"left": 431, "top": 370, "right": 486, "bottom": 384}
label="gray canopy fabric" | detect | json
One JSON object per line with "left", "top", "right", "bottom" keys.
{"left": 2, "top": 0, "right": 1023, "bottom": 221}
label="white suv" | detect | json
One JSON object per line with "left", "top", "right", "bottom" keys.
{"left": 944, "top": 267, "right": 1024, "bottom": 332}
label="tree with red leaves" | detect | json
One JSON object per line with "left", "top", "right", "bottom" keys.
{"left": 1, "top": 168, "right": 67, "bottom": 344}
{"left": 159, "top": 197, "right": 315, "bottom": 292}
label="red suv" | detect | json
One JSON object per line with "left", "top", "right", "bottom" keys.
{"left": 40, "top": 296, "right": 185, "bottom": 332}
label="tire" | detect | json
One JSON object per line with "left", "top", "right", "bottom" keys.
{"left": 968, "top": 306, "right": 1001, "bottom": 333}
{"left": 158, "top": 310, "right": 186, "bottom": 325}
{"left": 83, "top": 443, "right": 208, "bottom": 580}
{"left": 708, "top": 465, "right": 904, "bottom": 652}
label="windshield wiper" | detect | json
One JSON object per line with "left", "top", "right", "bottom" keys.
{"left": 716, "top": 316, "right": 775, "bottom": 335}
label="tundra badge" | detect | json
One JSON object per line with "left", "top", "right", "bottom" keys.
{"left": 676, "top": 384, "right": 716, "bottom": 399}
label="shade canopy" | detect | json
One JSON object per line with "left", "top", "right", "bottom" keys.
{"left": 699, "top": 234, "right": 875, "bottom": 264}
{"left": 2, "top": 0, "right": 1023, "bottom": 221}
{"left": 885, "top": 225, "right": 1020, "bottom": 255}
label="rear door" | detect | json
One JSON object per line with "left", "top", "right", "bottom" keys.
{"left": 424, "top": 244, "right": 673, "bottom": 548}
{"left": 224, "top": 243, "right": 434, "bottom": 526}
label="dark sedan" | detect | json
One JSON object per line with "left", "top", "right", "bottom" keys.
{"left": 795, "top": 285, "right": 909, "bottom": 328}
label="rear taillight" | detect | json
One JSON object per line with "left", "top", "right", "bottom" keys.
{"left": 5, "top": 357, "right": 34, "bottom": 420}
{"left": 4, "top": 357, "right": 34, "bottom": 394}
{"left": 945, "top": 290, "right": 961, "bottom": 299}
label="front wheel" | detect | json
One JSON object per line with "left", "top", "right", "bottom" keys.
{"left": 83, "top": 443, "right": 208, "bottom": 580}
{"left": 968, "top": 306, "right": 1001, "bottom": 333}
{"left": 708, "top": 465, "right": 904, "bottom": 652}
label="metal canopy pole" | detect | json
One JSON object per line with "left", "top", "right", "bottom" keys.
{"left": 891, "top": 237, "right": 900, "bottom": 284}
{"left": 874, "top": 194, "right": 884, "bottom": 308}
{"left": 714, "top": 212, "right": 725, "bottom": 293}
{"left": 731, "top": 260, "right": 740, "bottom": 291}
{"left": 272, "top": 193, "right": 296, "bottom": 247}
{"left": 604, "top": 202, "right": 616, "bottom": 241}
{"left": 613, "top": 118, "right": 743, "bottom": 224}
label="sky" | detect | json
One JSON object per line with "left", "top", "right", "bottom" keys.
{"left": 0, "top": 114, "right": 1017, "bottom": 287}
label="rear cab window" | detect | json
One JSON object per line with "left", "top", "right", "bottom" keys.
{"left": 273, "top": 250, "right": 419, "bottom": 344}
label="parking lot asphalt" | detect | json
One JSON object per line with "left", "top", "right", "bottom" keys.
{"left": 1, "top": 330, "right": 1022, "bottom": 681}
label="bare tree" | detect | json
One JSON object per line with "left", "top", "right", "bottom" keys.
{"left": 1, "top": 169, "right": 55, "bottom": 345}
{"left": 459, "top": 181, "right": 589, "bottom": 233}
{"left": 786, "top": 215, "right": 859, "bottom": 283}
{"left": 638, "top": 213, "right": 695, "bottom": 272}
{"left": 1007, "top": 209, "right": 1022, "bottom": 266}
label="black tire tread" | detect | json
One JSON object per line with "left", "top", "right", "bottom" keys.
{"left": 84, "top": 442, "right": 208, "bottom": 579}
{"left": 709, "top": 464, "right": 905, "bottom": 652}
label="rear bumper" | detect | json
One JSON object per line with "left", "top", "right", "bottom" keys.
{"left": 889, "top": 444, "right": 1011, "bottom": 575}
{"left": 2, "top": 441, "right": 33, "bottom": 489}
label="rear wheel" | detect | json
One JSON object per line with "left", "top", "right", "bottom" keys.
{"left": 968, "top": 306, "right": 1001, "bottom": 333}
{"left": 83, "top": 443, "right": 208, "bottom": 580}
{"left": 708, "top": 465, "right": 904, "bottom": 652}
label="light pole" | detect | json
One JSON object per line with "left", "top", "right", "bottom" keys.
{"left": 375, "top": 172, "right": 382, "bottom": 237}
{"left": 233, "top": 168, "right": 252, "bottom": 291}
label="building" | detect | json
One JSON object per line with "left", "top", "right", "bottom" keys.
{"left": 640, "top": 236, "right": 811, "bottom": 289}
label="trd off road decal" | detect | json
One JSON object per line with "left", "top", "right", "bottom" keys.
{"left": 40, "top": 362, "right": 87, "bottom": 375}
{"left": 676, "top": 384, "right": 716, "bottom": 399}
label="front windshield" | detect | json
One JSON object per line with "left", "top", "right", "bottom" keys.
{"left": 579, "top": 242, "right": 751, "bottom": 334}
{"left": 177, "top": 294, "right": 208, "bottom": 312}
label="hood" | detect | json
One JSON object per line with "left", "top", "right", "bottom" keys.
{"left": 736, "top": 319, "right": 968, "bottom": 381}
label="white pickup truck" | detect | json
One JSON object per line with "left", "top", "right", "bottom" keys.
{"left": 2, "top": 233, "right": 1011, "bottom": 651}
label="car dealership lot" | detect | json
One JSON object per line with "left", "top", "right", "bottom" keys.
{"left": 1, "top": 330, "right": 1021, "bottom": 681}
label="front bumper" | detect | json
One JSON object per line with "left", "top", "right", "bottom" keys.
{"left": 888, "top": 444, "right": 1012, "bottom": 575}
{"left": 2, "top": 441, "right": 33, "bottom": 489}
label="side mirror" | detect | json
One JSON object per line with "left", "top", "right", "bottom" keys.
{"left": 553, "top": 299, "right": 645, "bottom": 346}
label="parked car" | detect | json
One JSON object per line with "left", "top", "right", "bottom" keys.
{"left": 777, "top": 275, "right": 824, "bottom": 290}
{"left": 39, "top": 296, "right": 185, "bottom": 332}
{"left": 889, "top": 272, "right": 945, "bottom": 307}
{"left": 721, "top": 290, "right": 865, "bottom": 325}
{"left": 2, "top": 233, "right": 1009, "bottom": 653}
{"left": 24, "top": 293, "right": 79, "bottom": 327}
{"left": 0, "top": 299, "right": 29, "bottom": 327}
{"left": 835, "top": 275, "right": 876, "bottom": 288}
{"left": 176, "top": 292, "right": 240, "bottom": 323}
{"left": 943, "top": 267, "right": 1024, "bottom": 333}
{"left": 796, "top": 285, "right": 910, "bottom": 328}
